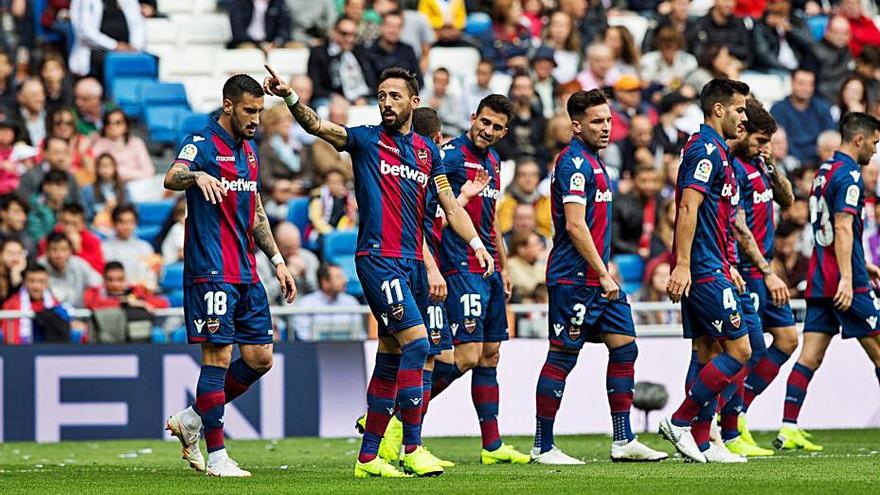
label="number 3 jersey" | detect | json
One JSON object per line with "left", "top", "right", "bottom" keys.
{"left": 806, "top": 151, "right": 869, "bottom": 298}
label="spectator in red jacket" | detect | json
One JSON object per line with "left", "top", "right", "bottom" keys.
{"left": 838, "top": 0, "right": 880, "bottom": 58}
{"left": 83, "top": 261, "right": 168, "bottom": 312}
{"left": 609, "top": 75, "right": 659, "bottom": 143}
{"left": 37, "top": 203, "right": 104, "bottom": 272}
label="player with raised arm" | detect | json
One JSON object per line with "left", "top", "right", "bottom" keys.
{"left": 774, "top": 112, "right": 880, "bottom": 452}
{"left": 721, "top": 98, "right": 797, "bottom": 456}
{"left": 418, "top": 94, "right": 531, "bottom": 465}
{"left": 659, "top": 78, "right": 753, "bottom": 464}
{"left": 163, "top": 74, "right": 297, "bottom": 478}
{"left": 533, "top": 89, "right": 668, "bottom": 465}
{"left": 261, "top": 65, "right": 493, "bottom": 478}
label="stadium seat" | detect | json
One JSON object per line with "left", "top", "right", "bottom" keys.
{"left": 287, "top": 197, "right": 310, "bottom": 234}
{"left": 145, "top": 17, "right": 178, "bottom": 50}
{"left": 175, "top": 13, "right": 232, "bottom": 46}
{"left": 145, "top": 106, "right": 191, "bottom": 144}
{"left": 608, "top": 14, "right": 650, "bottom": 47}
{"left": 330, "top": 255, "right": 364, "bottom": 298}
{"left": 177, "top": 112, "right": 212, "bottom": 144}
{"left": 150, "top": 326, "right": 168, "bottom": 343}
{"left": 489, "top": 73, "right": 513, "bottom": 96}
{"left": 33, "top": 0, "right": 62, "bottom": 44}
{"left": 170, "top": 325, "right": 188, "bottom": 342}
{"left": 111, "top": 78, "right": 151, "bottom": 119}
{"left": 141, "top": 81, "right": 189, "bottom": 107}
{"left": 614, "top": 254, "right": 645, "bottom": 285}
{"left": 104, "top": 53, "right": 158, "bottom": 96}
{"left": 135, "top": 224, "right": 163, "bottom": 243}
{"left": 161, "top": 262, "right": 185, "bottom": 292}
{"left": 267, "top": 48, "right": 311, "bottom": 77}
{"left": 179, "top": 77, "right": 224, "bottom": 113}
{"left": 322, "top": 230, "right": 358, "bottom": 260}
{"left": 136, "top": 200, "right": 175, "bottom": 227}
{"left": 215, "top": 49, "right": 266, "bottom": 79}
{"left": 428, "top": 47, "right": 481, "bottom": 84}
{"left": 159, "top": 48, "right": 216, "bottom": 81}
{"left": 347, "top": 105, "right": 380, "bottom": 127}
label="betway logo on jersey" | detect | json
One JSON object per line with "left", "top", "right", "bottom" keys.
{"left": 594, "top": 189, "right": 613, "bottom": 202}
{"left": 480, "top": 185, "right": 501, "bottom": 200}
{"left": 380, "top": 160, "right": 429, "bottom": 187}
{"left": 221, "top": 177, "right": 258, "bottom": 192}
{"left": 753, "top": 189, "right": 773, "bottom": 204}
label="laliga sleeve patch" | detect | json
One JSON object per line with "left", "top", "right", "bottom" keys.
{"left": 178, "top": 144, "right": 198, "bottom": 161}
{"left": 569, "top": 172, "right": 586, "bottom": 193}
{"left": 694, "top": 159, "right": 712, "bottom": 183}
{"left": 845, "top": 184, "right": 860, "bottom": 207}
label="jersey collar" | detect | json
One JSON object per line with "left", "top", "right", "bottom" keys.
{"left": 832, "top": 150, "right": 857, "bottom": 169}
{"left": 210, "top": 117, "right": 242, "bottom": 149}
{"left": 699, "top": 124, "right": 729, "bottom": 154}
{"left": 570, "top": 136, "right": 601, "bottom": 160}
{"left": 461, "top": 133, "right": 488, "bottom": 158}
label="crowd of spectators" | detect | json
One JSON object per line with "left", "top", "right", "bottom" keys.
{"left": 0, "top": 0, "right": 878, "bottom": 344}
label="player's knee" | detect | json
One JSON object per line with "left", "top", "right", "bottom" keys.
{"left": 248, "top": 353, "right": 274, "bottom": 374}
{"left": 456, "top": 353, "right": 479, "bottom": 372}
{"left": 478, "top": 350, "right": 500, "bottom": 367}
{"left": 773, "top": 329, "right": 799, "bottom": 355}
{"left": 799, "top": 352, "right": 824, "bottom": 371}
{"left": 403, "top": 337, "right": 430, "bottom": 360}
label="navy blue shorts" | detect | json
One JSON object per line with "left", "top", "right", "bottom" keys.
{"left": 446, "top": 271, "right": 509, "bottom": 344}
{"left": 745, "top": 277, "right": 796, "bottom": 329}
{"left": 426, "top": 300, "right": 453, "bottom": 355}
{"left": 804, "top": 291, "right": 880, "bottom": 339}
{"left": 740, "top": 290, "right": 767, "bottom": 355}
{"left": 548, "top": 284, "right": 635, "bottom": 351}
{"left": 184, "top": 282, "right": 273, "bottom": 345}
{"left": 681, "top": 278, "right": 749, "bottom": 341}
{"left": 357, "top": 256, "right": 429, "bottom": 337}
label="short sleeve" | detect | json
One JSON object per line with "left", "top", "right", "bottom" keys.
{"left": 342, "top": 125, "right": 370, "bottom": 153}
{"left": 428, "top": 140, "right": 446, "bottom": 178}
{"left": 173, "top": 134, "right": 204, "bottom": 171}
{"left": 679, "top": 140, "right": 722, "bottom": 194}
{"left": 557, "top": 152, "right": 592, "bottom": 206}
{"left": 831, "top": 171, "right": 862, "bottom": 216}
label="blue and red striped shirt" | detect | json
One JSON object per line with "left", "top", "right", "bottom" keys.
{"left": 438, "top": 134, "right": 501, "bottom": 275}
{"left": 344, "top": 125, "right": 445, "bottom": 260}
{"left": 732, "top": 156, "right": 776, "bottom": 278}
{"left": 174, "top": 118, "right": 260, "bottom": 285}
{"left": 806, "top": 151, "right": 869, "bottom": 298}
{"left": 546, "top": 137, "right": 613, "bottom": 286}
{"left": 671, "top": 124, "right": 738, "bottom": 282}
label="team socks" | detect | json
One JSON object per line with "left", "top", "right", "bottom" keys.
{"left": 472, "top": 366, "right": 502, "bottom": 451}
{"left": 672, "top": 352, "right": 743, "bottom": 428}
{"left": 398, "top": 339, "right": 429, "bottom": 454}
{"left": 193, "top": 365, "right": 227, "bottom": 454}
{"left": 607, "top": 342, "right": 637, "bottom": 443}
{"left": 223, "top": 359, "right": 266, "bottom": 403}
{"left": 421, "top": 368, "right": 433, "bottom": 421}
{"left": 743, "top": 345, "right": 791, "bottom": 411}
{"left": 691, "top": 398, "right": 717, "bottom": 452}
{"left": 358, "top": 353, "right": 400, "bottom": 463}
{"left": 719, "top": 369, "right": 748, "bottom": 441}
{"left": 534, "top": 350, "right": 578, "bottom": 453}
{"left": 431, "top": 360, "right": 464, "bottom": 399}
{"left": 782, "top": 363, "right": 814, "bottom": 424}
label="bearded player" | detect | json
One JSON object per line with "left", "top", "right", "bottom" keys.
{"left": 262, "top": 65, "right": 493, "bottom": 478}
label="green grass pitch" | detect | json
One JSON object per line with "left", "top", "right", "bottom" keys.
{"left": 0, "top": 430, "right": 877, "bottom": 494}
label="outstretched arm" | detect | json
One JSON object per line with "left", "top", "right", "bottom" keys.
{"left": 163, "top": 162, "right": 228, "bottom": 204}
{"left": 254, "top": 195, "right": 297, "bottom": 303}
{"left": 262, "top": 65, "right": 348, "bottom": 151}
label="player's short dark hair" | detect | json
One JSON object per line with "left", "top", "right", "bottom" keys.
{"left": 222, "top": 74, "right": 264, "bottom": 103}
{"left": 317, "top": 262, "right": 340, "bottom": 282}
{"left": 104, "top": 260, "right": 125, "bottom": 275}
{"left": 24, "top": 261, "right": 47, "bottom": 276}
{"left": 744, "top": 98, "right": 777, "bottom": 136}
{"left": 378, "top": 67, "right": 419, "bottom": 96}
{"left": 566, "top": 89, "right": 608, "bottom": 120}
{"left": 61, "top": 203, "right": 85, "bottom": 217}
{"left": 839, "top": 111, "right": 880, "bottom": 143}
{"left": 699, "top": 78, "right": 750, "bottom": 116}
{"left": 412, "top": 107, "right": 441, "bottom": 137}
{"left": 42, "top": 169, "right": 70, "bottom": 187}
{"left": 1, "top": 193, "right": 28, "bottom": 214}
{"left": 476, "top": 94, "right": 514, "bottom": 124}
{"left": 111, "top": 204, "right": 138, "bottom": 223}
{"left": 46, "top": 231, "right": 71, "bottom": 248}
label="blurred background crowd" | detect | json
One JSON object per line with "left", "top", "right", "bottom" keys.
{"left": 0, "top": 0, "right": 877, "bottom": 344}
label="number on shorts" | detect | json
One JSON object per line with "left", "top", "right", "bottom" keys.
{"left": 460, "top": 294, "right": 482, "bottom": 317}
{"left": 750, "top": 292, "right": 760, "bottom": 312}
{"left": 427, "top": 305, "right": 444, "bottom": 329}
{"left": 722, "top": 288, "right": 737, "bottom": 310}
{"left": 203, "top": 290, "right": 227, "bottom": 315}
{"left": 571, "top": 303, "right": 587, "bottom": 325}
{"left": 380, "top": 279, "right": 404, "bottom": 304}
{"left": 809, "top": 196, "right": 834, "bottom": 247}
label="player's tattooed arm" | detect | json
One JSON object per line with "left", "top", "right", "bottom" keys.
{"left": 262, "top": 64, "right": 348, "bottom": 151}
{"left": 833, "top": 212, "right": 855, "bottom": 310}
{"left": 163, "top": 162, "right": 227, "bottom": 204}
{"left": 254, "top": 195, "right": 298, "bottom": 303}
{"left": 732, "top": 209, "right": 770, "bottom": 273}
{"left": 767, "top": 161, "right": 795, "bottom": 208}
{"left": 163, "top": 162, "right": 198, "bottom": 190}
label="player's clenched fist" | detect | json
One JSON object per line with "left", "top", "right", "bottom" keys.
{"left": 666, "top": 265, "right": 691, "bottom": 303}
{"left": 598, "top": 272, "right": 619, "bottom": 300}
{"left": 195, "top": 172, "right": 227, "bottom": 204}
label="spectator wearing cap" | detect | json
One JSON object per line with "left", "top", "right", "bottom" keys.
{"left": 19, "top": 136, "right": 84, "bottom": 206}
{"left": 365, "top": 10, "right": 423, "bottom": 89}
{"left": 685, "top": 0, "right": 754, "bottom": 68}
{"left": 13, "top": 78, "right": 48, "bottom": 147}
{"left": 483, "top": 0, "right": 532, "bottom": 73}
{"left": 497, "top": 73, "right": 549, "bottom": 167}
{"left": 38, "top": 203, "right": 105, "bottom": 273}
{"left": 506, "top": 231, "right": 547, "bottom": 303}
{"left": 101, "top": 205, "right": 157, "bottom": 290}
{"left": 838, "top": 0, "right": 880, "bottom": 58}
{"left": 0, "top": 195, "right": 36, "bottom": 256}
{"left": 576, "top": 43, "right": 617, "bottom": 91}
{"left": 609, "top": 75, "right": 659, "bottom": 143}
{"left": 1, "top": 262, "right": 71, "bottom": 345}
{"left": 639, "top": 25, "right": 698, "bottom": 88}
{"left": 770, "top": 68, "right": 835, "bottom": 165}
{"left": 611, "top": 164, "right": 664, "bottom": 258}
{"left": 531, "top": 47, "right": 559, "bottom": 119}
{"left": 813, "top": 16, "right": 856, "bottom": 102}
{"left": 69, "top": 0, "right": 145, "bottom": 77}
{"left": 752, "top": 0, "right": 816, "bottom": 73}
{"left": 542, "top": 11, "right": 582, "bottom": 84}
{"left": 307, "top": 17, "right": 375, "bottom": 105}
{"left": 228, "top": 0, "right": 294, "bottom": 51}
{"left": 289, "top": 262, "right": 363, "bottom": 341}
{"left": 497, "top": 160, "right": 552, "bottom": 238}
{"left": 605, "top": 115, "right": 658, "bottom": 181}
{"left": 653, "top": 91, "right": 691, "bottom": 158}
{"left": 463, "top": 60, "right": 494, "bottom": 126}
{"left": 37, "top": 231, "right": 103, "bottom": 307}
{"left": 641, "top": 0, "right": 693, "bottom": 52}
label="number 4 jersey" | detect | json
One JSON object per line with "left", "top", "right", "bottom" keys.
{"left": 806, "top": 151, "right": 870, "bottom": 298}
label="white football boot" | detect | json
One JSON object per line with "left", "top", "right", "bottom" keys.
{"left": 703, "top": 443, "right": 747, "bottom": 463}
{"left": 610, "top": 438, "right": 670, "bottom": 462}
{"left": 166, "top": 407, "right": 205, "bottom": 472}
{"left": 530, "top": 446, "right": 585, "bottom": 465}
{"left": 658, "top": 417, "right": 707, "bottom": 463}
{"left": 206, "top": 450, "right": 252, "bottom": 477}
